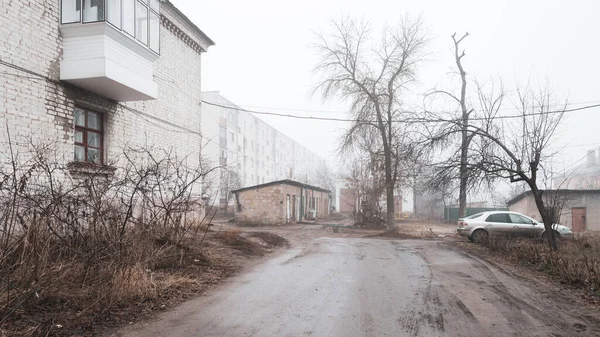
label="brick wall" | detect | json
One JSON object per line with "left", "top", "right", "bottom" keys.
{"left": 235, "top": 183, "right": 330, "bottom": 225}
{"left": 339, "top": 188, "right": 356, "bottom": 214}
{"left": 0, "top": 0, "right": 205, "bottom": 173}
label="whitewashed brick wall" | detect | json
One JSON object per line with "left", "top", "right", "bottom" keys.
{"left": 0, "top": 0, "right": 206, "bottom": 174}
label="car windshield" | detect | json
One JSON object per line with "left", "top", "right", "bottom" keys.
{"left": 463, "top": 213, "right": 484, "bottom": 219}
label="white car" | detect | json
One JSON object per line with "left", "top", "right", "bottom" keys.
{"left": 456, "top": 211, "right": 573, "bottom": 243}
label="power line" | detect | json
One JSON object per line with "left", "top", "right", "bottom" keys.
{"left": 201, "top": 100, "right": 357, "bottom": 123}
{"left": 238, "top": 99, "right": 600, "bottom": 115}
{"left": 201, "top": 100, "right": 600, "bottom": 124}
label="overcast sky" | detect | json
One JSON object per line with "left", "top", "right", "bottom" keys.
{"left": 172, "top": 0, "right": 600, "bottom": 196}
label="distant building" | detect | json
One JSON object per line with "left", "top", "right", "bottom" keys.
{"left": 554, "top": 149, "right": 600, "bottom": 189}
{"left": 507, "top": 190, "right": 600, "bottom": 232}
{"left": 338, "top": 188, "right": 402, "bottom": 216}
{"left": 200, "top": 92, "right": 327, "bottom": 208}
{"left": 339, "top": 188, "right": 357, "bottom": 214}
{"left": 233, "top": 180, "right": 331, "bottom": 225}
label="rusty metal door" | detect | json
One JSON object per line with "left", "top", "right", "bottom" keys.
{"left": 572, "top": 207, "right": 587, "bottom": 232}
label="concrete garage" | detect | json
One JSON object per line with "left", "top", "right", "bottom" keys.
{"left": 507, "top": 190, "right": 600, "bottom": 232}
{"left": 233, "top": 180, "right": 331, "bottom": 225}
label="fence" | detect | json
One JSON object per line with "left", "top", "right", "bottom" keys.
{"left": 444, "top": 207, "right": 509, "bottom": 223}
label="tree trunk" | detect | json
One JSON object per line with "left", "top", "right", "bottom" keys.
{"left": 458, "top": 134, "right": 468, "bottom": 218}
{"left": 385, "top": 151, "right": 396, "bottom": 229}
{"left": 531, "top": 188, "right": 558, "bottom": 250}
{"left": 454, "top": 33, "right": 470, "bottom": 219}
{"left": 413, "top": 177, "right": 418, "bottom": 217}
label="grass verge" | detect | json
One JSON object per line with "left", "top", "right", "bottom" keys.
{"left": 458, "top": 235, "right": 600, "bottom": 300}
{"left": 1, "top": 229, "right": 287, "bottom": 337}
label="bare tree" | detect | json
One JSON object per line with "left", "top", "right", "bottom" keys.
{"left": 343, "top": 154, "right": 386, "bottom": 226}
{"left": 313, "top": 16, "right": 428, "bottom": 228}
{"left": 426, "top": 32, "right": 472, "bottom": 218}
{"left": 457, "top": 83, "right": 566, "bottom": 250}
{"left": 222, "top": 168, "right": 241, "bottom": 213}
{"left": 314, "top": 161, "right": 338, "bottom": 210}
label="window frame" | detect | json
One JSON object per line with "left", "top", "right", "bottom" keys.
{"left": 74, "top": 107, "right": 104, "bottom": 165}
{"left": 59, "top": 0, "right": 160, "bottom": 55}
{"left": 82, "top": 0, "right": 107, "bottom": 23}
{"left": 106, "top": 0, "right": 122, "bottom": 28}
{"left": 135, "top": 0, "right": 149, "bottom": 46}
{"left": 60, "top": 0, "right": 83, "bottom": 24}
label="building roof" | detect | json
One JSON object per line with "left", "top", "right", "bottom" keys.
{"left": 163, "top": 0, "right": 215, "bottom": 48}
{"left": 232, "top": 179, "right": 331, "bottom": 194}
{"left": 507, "top": 189, "right": 600, "bottom": 206}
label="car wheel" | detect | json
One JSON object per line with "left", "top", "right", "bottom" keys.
{"left": 471, "top": 229, "right": 489, "bottom": 244}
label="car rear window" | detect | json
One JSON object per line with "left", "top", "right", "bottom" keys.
{"left": 464, "top": 213, "right": 484, "bottom": 219}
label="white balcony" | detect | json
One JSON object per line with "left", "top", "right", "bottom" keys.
{"left": 59, "top": 0, "right": 160, "bottom": 101}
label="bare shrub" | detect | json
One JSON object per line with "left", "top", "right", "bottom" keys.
{"left": 0, "top": 139, "right": 218, "bottom": 335}
{"left": 484, "top": 237, "right": 600, "bottom": 291}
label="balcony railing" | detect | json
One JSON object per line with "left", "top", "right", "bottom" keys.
{"left": 60, "top": 0, "right": 160, "bottom": 54}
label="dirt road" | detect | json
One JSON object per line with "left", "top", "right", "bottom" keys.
{"left": 110, "top": 235, "right": 600, "bottom": 337}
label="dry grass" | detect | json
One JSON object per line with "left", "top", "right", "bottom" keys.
{"left": 0, "top": 228, "right": 287, "bottom": 336}
{"left": 475, "top": 235, "right": 600, "bottom": 292}
{"left": 0, "top": 143, "right": 294, "bottom": 336}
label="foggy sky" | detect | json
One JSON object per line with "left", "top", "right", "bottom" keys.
{"left": 172, "top": 0, "right": 600, "bottom": 202}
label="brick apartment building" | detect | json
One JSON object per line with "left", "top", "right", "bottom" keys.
{"left": 1, "top": 0, "right": 212, "bottom": 181}
{"left": 233, "top": 180, "right": 331, "bottom": 225}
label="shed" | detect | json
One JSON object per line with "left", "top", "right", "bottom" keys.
{"left": 232, "top": 180, "right": 331, "bottom": 225}
{"left": 507, "top": 189, "right": 600, "bottom": 232}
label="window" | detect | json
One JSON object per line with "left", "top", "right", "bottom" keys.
{"left": 149, "top": 10, "right": 160, "bottom": 52}
{"left": 508, "top": 213, "right": 534, "bottom": 224}
{"left": 230, "top": 132, "right": 234, "bottom": 142}
{"left": 149, "top": 0, "right": 159, "bottom": 11}
{"left": 122, "top": 0, "right": 135, "bottom": 36}
{"left": 135, "top": 1, "right": 148, "bottom": 45}
{"left": 83, "top": 0, "right": 105, "bottom": 23}
{"left": 464, "top": 213, "right": 484, "bottom": 219}
{"left": 61, "top": 0, "right": 81, "bottom": 23}
{"left": 486, "top": 213, "right": 510, "bottom": 223}
{"left": 107, "top": 0, "right": 121, "bottom": 28}
{"left": 60, "top": 0, "right": 159, "bottom": 52}
{"left": 74, "top": 107, "right": 103, "bottom": 164}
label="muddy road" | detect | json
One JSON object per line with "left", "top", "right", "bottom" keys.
{"left": 110, "top": 236, "right": 600, "bottom": 337}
